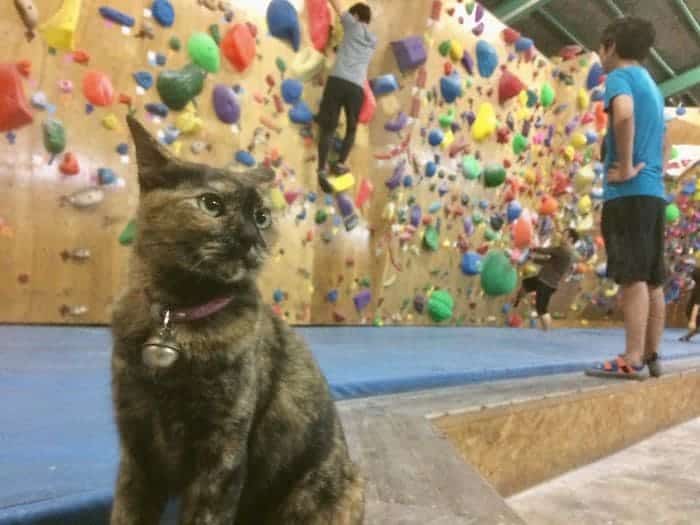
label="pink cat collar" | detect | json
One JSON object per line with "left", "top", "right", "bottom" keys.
{"left": 169, "top": 296, "right": 234, "bottom": 322}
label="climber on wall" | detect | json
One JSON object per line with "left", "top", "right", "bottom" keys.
{"left": 513, "top": 229, "right": 579, "bottom": 332}
{"left": 316, "top": 0, "right": 377, "bottom": 193}
{"left": 586, "top": 16, "right": 668, "bottom": 380}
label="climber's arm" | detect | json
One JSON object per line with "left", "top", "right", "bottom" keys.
{"left": 328, "top": 0, "right": 344, "bottom": 15}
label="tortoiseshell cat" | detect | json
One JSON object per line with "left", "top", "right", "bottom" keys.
{"left": 110, "top": 115, "right": 364, "bottom": 524}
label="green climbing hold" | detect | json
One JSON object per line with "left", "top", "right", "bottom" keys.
{"left": 462, "top": 155, "right": 482, "bottom": 180}
{"left": 665, "top": 203, "right": 680, "bottom": 223}
{"left": 276, "top": 57, "right": 287, "bottom": 75}
{"left": 315, "top": 209, "right": 328, "bottom": 224}
{"left": 439, "top": 108, "right": 456, "bottom": 129}
{"left": 188, "top": 32, "right": 220, "bottom": 73}
{"left": 156, "top": 63, "right": 206, "bottom": 110}
{"left": 43, "top": 119, "right": 66, "bottom": 156}
{"left": 512, "top": 133, "right": 528, "bottom": 155}
{"left": 472, "top": 212, "right": 483, "bottom": 224}
{"left": 438, "top": 40, "right": 451, "bottom": 57}
{"left": 169, "top": 36, "right": 181, "bottom": 51}
{"left": 540, "top": 82, "right": 555, "bottom": 108}
{"left": 423, "top": 225, "right": 440, "bottom": 251}
{"left": 208, "top": 24, "right": 221, "bottom": 46}
{"left": 118, "top": 220, "right": 137, "bottom": 246}
{"left": 484, "top": 228, "right": 500, "bottom": 241}
{"left": 484, "top": 164, "right": 506, "bottom": 188}
{"left": 480, "top": 250, "right": 517, "bottom": 296}
{"left": 525, "top": 89, "right": 538, "bottom": 107}
{"left": 671, "top": 146, "right": 679, "bottom": 160}
{"left": 428, "top": 289, "right": 454, "bottom": 322}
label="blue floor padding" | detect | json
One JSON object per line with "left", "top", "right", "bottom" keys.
{"left": 1, "top": 325, "right": 699, "bottom": 524}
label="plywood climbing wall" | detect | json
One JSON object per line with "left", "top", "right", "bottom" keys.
{"left": 0, "top": 0, "right": 697, "bottom": 326}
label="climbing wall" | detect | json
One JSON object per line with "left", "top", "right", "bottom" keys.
{"left": 0, "top": 0, "right": 697, "bottom": 326}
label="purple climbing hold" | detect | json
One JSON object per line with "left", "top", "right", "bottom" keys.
{"left": 476, "top": 40, "right": 498, "bottom": 78}
{"left": 414, "top": 294, "right": 426, "bottom": 313}
{"left": 145, "top": 102, "right": 168, "bottom": 117}
{"left": 410, "top": 205, "right": 422, "bottom": 227}
{"left": 353, "top": 289, "right": 372, "bottom": 311}
{"left": 385, "top": 112, "right": 409, "bottom": 133}
{"left": 463, "top": 217, "right": 474, "bottom": 236}
{"left": 474, "top": 2, "right": 485, "bottom": 22}
{"left": 391, "top": 36, "right": 427, "bottom": 73}
{"left": 212, "top": 84, "right": 240, "bottom": 124}
{"left": 464, "top": 110, "right": 476, "bottom": 126}
{"left": 472, "top": 22, "right": 484, "bottom": 37}
{"left": 461, "top": 50, "right": 474, "bottom": 75}
{"left": 386, "top": 159, "right": 406, "bottom": 190}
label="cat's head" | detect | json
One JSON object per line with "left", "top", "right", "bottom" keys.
{"left": 127, "top": 115, "right": 277, "bottom": 286}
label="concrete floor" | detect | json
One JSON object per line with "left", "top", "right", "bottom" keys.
{"left": 508, "top": 417, "right": 700, "bottom": 525}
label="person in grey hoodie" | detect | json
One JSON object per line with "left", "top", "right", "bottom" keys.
{"left": 317, "top": 1, "right": 377, "bottom": 193}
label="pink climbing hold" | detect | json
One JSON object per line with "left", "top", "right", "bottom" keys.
{"left": 502, "top": 27, "right": 520, "bottom": 45}
{"left": 498, "top": 69, "right": 525, "bottom": 105}
{"left": 306, "top": 0, "right": 331, "bottom": 51}
{"left": 82, "top": 70, "right": 114, "bottom": 106}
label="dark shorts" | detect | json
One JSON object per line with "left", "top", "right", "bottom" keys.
{"left": 601, "top": 196, "right": 666, "bottom": 286}
{"left": 316, "top": 76, "right": 364, "bottom": 131}
{"left": 523, "top": 277, "right": 556, "bottom": 316}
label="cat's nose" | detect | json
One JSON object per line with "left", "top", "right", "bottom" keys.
{"left": 238, "top": 221, "right": 260, "bottom": 247}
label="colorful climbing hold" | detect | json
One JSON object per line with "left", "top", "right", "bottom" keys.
{"left": 42, "top": 118, "right": 66, "bottom": 160}
{"left": 484, "top": 164, "right": 506, "bottom": 188}
{"left": 0, "top": 63, "right": 33, "bottom": 132}
{"left": 540, "top": 82, "right": 555, "bottom": 108}
{"left": 428, "top": 290, "right": 454, "bottom": 322}
{"left": 222, "top": 24, "right": 256, "bottom": 72}
{"left": 498, "top": 69, "right": 525, "bottom": 105}
{"left": 151, "top": 0, "right": 174, "bottom": 27}
{"left": 480, "top": 251, "right": 517, "bottom": 296}
{"left": 187, "top": 32, "right": 220, "bottom": 73}
{"left": 472, "top": 102, "right": 497, "bottom": 141}
{"left": 476, "top": 40, "right": 498, "bottom": 78}
{"left": 156, "top": 63, "right": 206, "bottom": 110}
{"left": 267, "top": 0, "right": 301, "bottom": 51}
{"left": 82, "top": 70, "right": 114, "bottom": 106}
{"left": 212, "top": 84, "right": 240, "bottom": 124}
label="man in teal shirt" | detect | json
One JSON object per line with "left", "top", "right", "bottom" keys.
{"left": 587, "top": 16, "right": 669, "bottom": 380}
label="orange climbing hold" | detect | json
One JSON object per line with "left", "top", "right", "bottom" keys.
{"left": 222, "top": 24, "right": 256, "bottom": 72}
{"left": 72, "top": 50, "right": 90, "bottom": 64}
{"left": 59, "top": 152, "right": 79, "bottom": 175}
{"left": 594, "top": 101, "right": 607, "bottom": 132}
{"left": 16, "top": 60, "right": 31, "bottom": 77}
{"left": 512, "top": 215, "right": 533, "bottom": 249}
{"left": 0, "top": 62, "right": 33, "bottom": 132}
{"left": 539, "top": 194, "right": 558, "bottom": 216}
{"left": 82, "top": 70, "right": 114, "bottom": 106}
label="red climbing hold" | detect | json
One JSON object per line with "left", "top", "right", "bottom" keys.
{"left": 512, "top": 216, "right": 533, "bottom": 249}
{"left": 358, "top": 80, "right": 376, "bottom": 124}
{"left": 502, "top": 27, "right": 520, "bottom": 45}
{"left": 539, "top": 194, "right": 558, "bottom": 216}
{"left": 222, "top": 24, "right": 256, "bottom": 72}
{"left": 72, "top": 50, "right": 90, "bottom": 64}
{"left": 82, "top": 70, "right": 114, "bottom": 106}
{"left": 59, "top": 152, "right": 80, "bottom": 175}
{"left": 0, "top": 62, "right": 33, "bottom": 132}
{"left": 498, "top": 69, "right": 525, "bottom": 105}
{"left": 307, "top": 0, "right": 331, "bottom": 51}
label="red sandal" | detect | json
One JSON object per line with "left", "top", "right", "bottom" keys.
{"left": 585, "top": 356, "right": 645, "bottom": 380}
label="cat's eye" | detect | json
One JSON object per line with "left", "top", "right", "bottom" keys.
{"left": 198, "top": 193, "right": 225, "bottom": 217}
{"left": 254, "top": 207, "right": 272, "bottom": 229}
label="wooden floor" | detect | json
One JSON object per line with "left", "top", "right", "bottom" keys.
{"left": 338, "top": 357, "right": 700, "bottom": 525}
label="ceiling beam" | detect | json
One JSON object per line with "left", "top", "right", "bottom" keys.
{"left": 671, "top": 0, "right": 700, "bottom": 42}
{"left": 493, "top": 0, "right": 555, "bottom": 23}
{"left": 659, "top": 65, "right": 700, "bottom": 97}
{"left": 537, "top": 7, "right": 586, "bottom": 48}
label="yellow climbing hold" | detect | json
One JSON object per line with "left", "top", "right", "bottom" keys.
{"left": 176, "top": 103, "right": 203, "bottom": 134}
{"left": 101, "top": 113, "right": 119, "bottom": 130}
{"left": 522, "top": 262, "right": 538, "bottom": 278}
{"left": 449, "top": 39, "right": 464, "bottom": 61}
{"left": 564, "top": 145, "right": 575, "bottom": 161}
{"left": 577, "top": 88, "right": 590, "bottom": 110}
{"left": 524, "top": 169, "right": 536, "bottom": 184}
{"left": 39, "top": 0, "right": 82, "bottom": 51}
{"left": 329, "top": 173, "right": 356, "bottom": 193}
{"left": 571, "top": 132, "right": 587, "bottom": 150}
{"left": 172, "top": 141, "right": 182, "bottom": 157}
{"left": 441, "top": 129, "right": 455, "bottom": 150}
{"left": 471, "top": 102, "right": 497, "bottom": 142}
{"left": 269, "top": 187, "right": 286, "bottom": 210}
{"left": 694, "top": 190, "right": 700, "bottom": 202}
{"left": 574, "top": 164, "right": 595, "bottom": 191}
{"left": 578, "top": 194, "right": 592, "bottom": 214}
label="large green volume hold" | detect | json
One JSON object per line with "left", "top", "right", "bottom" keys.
{"left": 156, "top": 63, "right": 207, "bottom": 111}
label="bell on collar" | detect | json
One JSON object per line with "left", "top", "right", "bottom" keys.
{"left": 142, "top": 310, "right": 180, "bottom": 368}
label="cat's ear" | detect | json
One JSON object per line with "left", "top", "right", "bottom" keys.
{"left": 127, "top": 114, "right": 172, "bottom": 191}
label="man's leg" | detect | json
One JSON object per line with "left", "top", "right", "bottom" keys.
{"left": 620, "top": 281, "right": 650, "bottom": 367}
{"left": 643, "top": 285, "right": 665, "bottom": 358}
{"left": 317, "top": 80, "right": 343, "bottom": 177}
{"left": 535, "top": 282, "right": 554, "bottom": 332}
{"left": 333, "top": 83, "right": 364, "bottom": 174}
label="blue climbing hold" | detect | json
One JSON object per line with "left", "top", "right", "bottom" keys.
{"left": 289, "top": 101, "right": 313, "bottom": 124}
{"left": 585, "top": 130, "right": 598, "bottom": 144}
{"left": 162, "top": 126, "right": 179, "bottom": 145}
{"left": 428, "top": 129, "right": 444, "bottom": 147}
{"left": 155, "top": 53, "right": 167, "bottom": 66}
{"left": 145, "top": 102, "right": 169, "bottom": 117}
{"left": 307, "top": 192, "right": 317, "bottom": 203}
{"left": 476, "top": 40, "right": 499, "bottom": 78}
{"left": 506, "top": 201, "right": 522, "bottom": 223}
{"left": 440, "top": 73, "right": 462, "bottom": 103}
{"left": 461, "top": 252, "right": 482, "bottom": 276}
{"left": 586, "top": 62, "right": 604, "bottom": 90}
{"left": 99, "top": 6, "right": 135, "bottom": 27}
{"left": 591, "top": 89, "right": 605, "bottom": 102}
{"left": 151, "top": 0, "right": 175, "bottom": 27}
{"left": 133, "top": 71, "right": 153, "bottom": 90}
{"left": 116, "top": 143, "right": 128, "bottom": 155}
{"left": 370, "top": 74, "right": 399, "bottom": 96}
{"left": 677, "top": 105, "right": 687, "bottom": 116}
{"left": 273, "top": 289, "right": 285, "bottom": 303}
{"left": 267, "top": 0, "right": 301, "bottom": 51}
{"left": 425, "top": 161, "right": 437, "bottom": 177}
{"left": 403, "top": 175, "right": 414, "bottom": 187}
{"left": 281, "top": 78, "right": 303, "bottom": 104}
{"left": 514, "top": 37, "right": 534, "bottom": 53}
{"left": 327, "top": 289, "right": 339, "bottom": 303}
{"left": 235, "top": 150, "right": 256, "bottom": 167}
{"left": 97, "top": 167, "right": 117, "bottom": 185}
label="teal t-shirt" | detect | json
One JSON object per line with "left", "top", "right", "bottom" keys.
{"left": 603, "top": 65, "right": 665, "bottom": 201}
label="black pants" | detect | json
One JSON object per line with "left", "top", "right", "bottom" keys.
{"left": 601, "top": 196, "right": 666, "bottom": 286}
{"left": 522, "top": 277, "right": 556, "bottom": 316}
{"left": 317, "top": 76, "right": 364, "bottom": 172}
